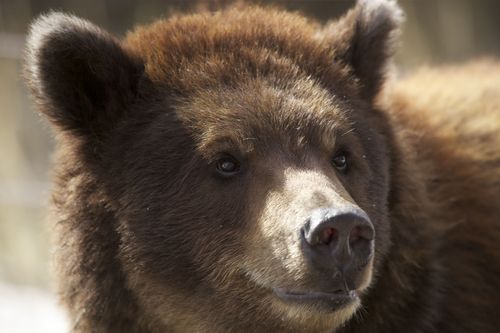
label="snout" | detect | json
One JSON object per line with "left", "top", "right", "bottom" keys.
{"left": 301, "top": 206, "right": 375, "bottom": 292}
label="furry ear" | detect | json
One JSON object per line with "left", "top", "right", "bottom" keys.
{"left": 318, "top": 0, "right": 404, "bottom": 101}
{"left": 24, "top": 12, "right": 144, "bottom": 138}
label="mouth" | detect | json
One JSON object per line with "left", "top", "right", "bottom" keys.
{"left": 273, "top": 288, "right": 359, "bottom": 312}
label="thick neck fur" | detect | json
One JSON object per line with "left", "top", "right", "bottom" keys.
{"left": 51, "top": 141, "right": 147, "bottom": 333}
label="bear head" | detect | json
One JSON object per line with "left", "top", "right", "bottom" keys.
{"left": 25, "top": 1, "right": 403, "bottom": 332}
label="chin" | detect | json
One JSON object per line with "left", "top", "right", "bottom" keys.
{"left": 269, "top": 292, "right": 362, "bottom": 332}
{"left": 260, "top": 260, "right": 374, "bottom": 331}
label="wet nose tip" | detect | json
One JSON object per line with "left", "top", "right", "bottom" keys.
{"left": 302, "top": 208, "right": 374, "bottom": 247}
{"left": 301, "top": 207, "right": 375, "bottom": 292}
{"left": 301, "top": 207, "right": 375, "bottom": 273}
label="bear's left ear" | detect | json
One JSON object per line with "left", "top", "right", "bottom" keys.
{"left": 24, "top": 12, "right": 144, "bottom": 139}
{"left": 318, "top": 0, "right": 404, "bottom": 101}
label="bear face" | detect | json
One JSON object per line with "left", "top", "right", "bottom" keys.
{"left": 25, "top": 1, "right": 404, "bottom": 332}
{"left": 110, "top": 72, "right": 393, "bottom": 331}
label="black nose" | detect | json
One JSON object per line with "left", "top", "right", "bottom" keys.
{"left": 301, "top": 207, "right": 374, "bottom": 287}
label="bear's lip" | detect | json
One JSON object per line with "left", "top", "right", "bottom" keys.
{"left": 273, "top": 288, "right": 359, "bottom": 311}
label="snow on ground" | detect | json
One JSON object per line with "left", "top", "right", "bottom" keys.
{"left": 0, "top": 282, "right": 69, "bottom": 333}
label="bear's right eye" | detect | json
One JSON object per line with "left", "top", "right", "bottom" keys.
{"left": 215, "top": 154, "right": 241, "bottom": 177}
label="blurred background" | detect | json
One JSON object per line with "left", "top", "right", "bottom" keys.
{"left": 0, "top": 0, "right": 499, "bottom": 331}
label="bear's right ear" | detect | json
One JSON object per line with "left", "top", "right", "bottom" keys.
{"left": 24, "top": 12, "right": 144, "bottom": 139}
{"left": 317, "top": 0, "right": 403, "bottom": 102}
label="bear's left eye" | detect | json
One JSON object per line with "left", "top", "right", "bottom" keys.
{"left": 332, "top": 152, "right": 349, "bottom": 172}
{"left": 215, "top": 154, "right": 241, "bottom": 177}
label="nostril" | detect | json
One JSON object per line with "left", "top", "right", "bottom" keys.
{"left": 349, "top": 226, "right": 362, "bottom": 244}
{"left": 318, "top": 227, "right": 338, "bottom": 245}
{"left": 349, "top": 224, "right": 374, "bottom": 247}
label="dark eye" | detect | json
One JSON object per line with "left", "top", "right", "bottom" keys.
{"left": 332, "top": 152, "right": 348, "bottom": 172}
{"left": 215, "top": 154, "right": 241, "bottom": 177}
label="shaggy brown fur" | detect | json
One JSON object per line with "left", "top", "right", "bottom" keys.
{"left": 24, "top": 1, "right": 500, "bottom": 332}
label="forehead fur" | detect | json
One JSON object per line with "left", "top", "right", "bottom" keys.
{"left": 124, "top": 5, "right": 358, "bottom": 96}
{"left": 175, "top": 76, "right": 353, "bottom": 159}
{"left": 124, "top": 5, "right": 366, "bottom": 159}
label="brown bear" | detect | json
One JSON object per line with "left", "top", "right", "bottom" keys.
{"left": 24, "top": 0, "right": 500, "bottom": 332}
